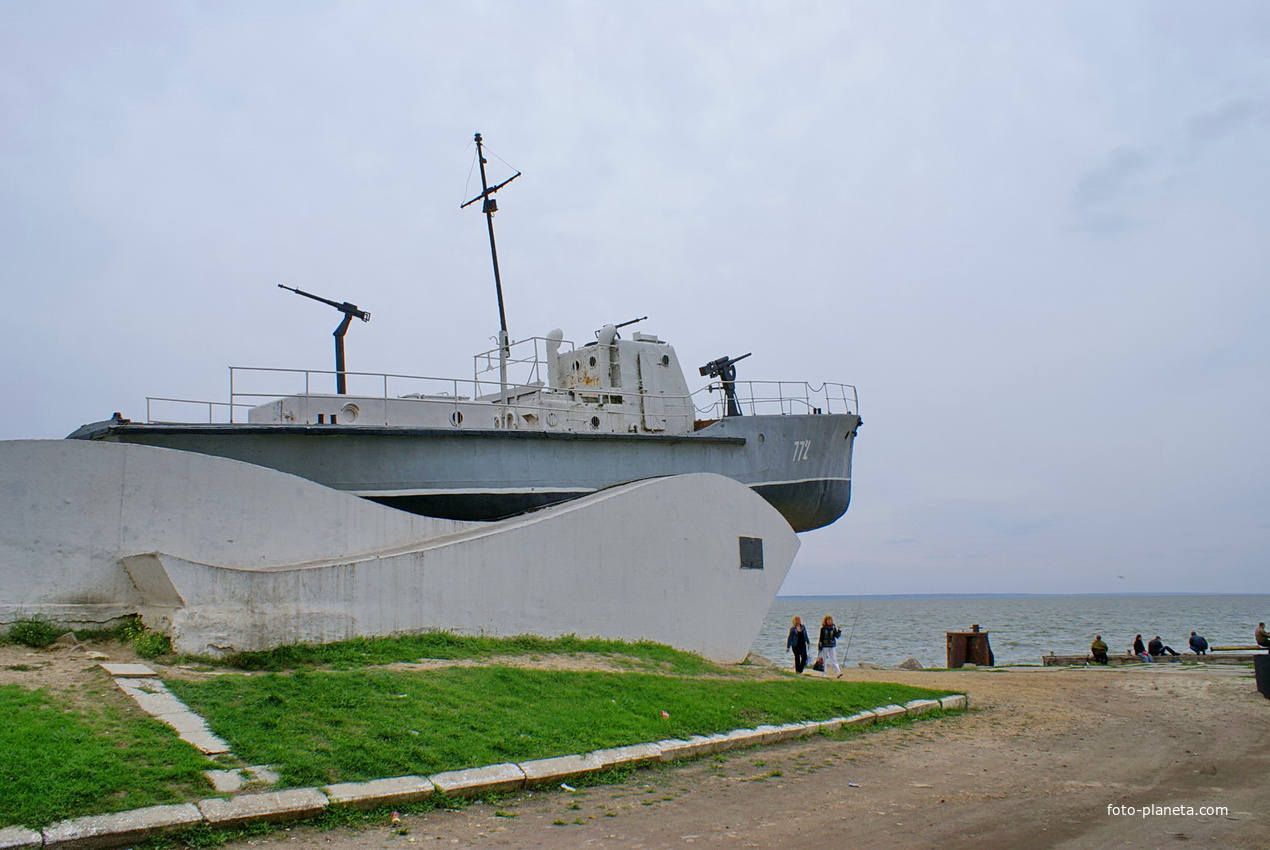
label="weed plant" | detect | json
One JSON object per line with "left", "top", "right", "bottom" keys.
{"left": 4, "top": 616, "right": 62, "bottom": 648}
{"left": 167, "top": 667, "right": 949, "bottom": 788}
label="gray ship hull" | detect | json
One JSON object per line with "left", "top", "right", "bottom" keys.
{"left": 71, "top": 413, "right": 859, "bottom": 532}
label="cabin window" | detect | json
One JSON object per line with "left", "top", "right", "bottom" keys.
{"left": 739, "top": 537, "right": 764, "bottom": 569}
{"left": 590, "top": 416, "right": 600, "bottom": 429}
{"left": 450, "top": 410, "right": 464, "bottom": 426}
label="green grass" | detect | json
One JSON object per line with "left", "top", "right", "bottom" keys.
{"left": 0, "top": 684, "right": 214, "bottom": 829}
{"left": 167, "top": 666, "right": 949, "bottom": 787}
{"left": 0, "top": 633, "right": 958, "bottom": 834}
{"left": 209, "top": 631, "right": 720, "bottom": 675}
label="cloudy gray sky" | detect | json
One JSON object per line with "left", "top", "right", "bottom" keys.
{"left": 3, "top": 2, "right": 1267, "bottom": 595}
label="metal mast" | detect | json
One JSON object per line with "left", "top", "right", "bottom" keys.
{"left": 461, "top": 132, "right": 521, "bottom": 396}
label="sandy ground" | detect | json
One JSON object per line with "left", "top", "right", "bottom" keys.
{"left": 4, "top": 643, "right": 1267, "bottom": 849}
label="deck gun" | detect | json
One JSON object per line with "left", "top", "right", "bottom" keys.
{"left": 278, "top": 284, "right": 371, "bottom": 395}
{"left": 594, "top": 316, "right": 648, "bottom": 338}
{"left": 699, "top": 353, "right": 751, "bottom": 417}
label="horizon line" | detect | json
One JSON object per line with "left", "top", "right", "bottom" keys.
{"left": 776, "top": 592, "right": 1269, "bottom": 599}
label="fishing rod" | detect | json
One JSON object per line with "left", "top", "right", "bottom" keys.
{"left": 841, "top": 602, "right": 863, "bottom": 662}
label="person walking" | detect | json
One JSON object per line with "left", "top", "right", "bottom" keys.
{"left": 1090, "top": 635, "right": 1109, "bottom": 664}
{"left": 786, "top": 616, "right": 811, "bottom": 674}
{"left": 817, "top": 615, "right": 843, "bottom": 678}
{"left": 1188, "top": 631, "right": 1208, "bottom": 655}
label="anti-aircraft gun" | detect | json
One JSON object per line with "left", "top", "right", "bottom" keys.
{"left": 699, "top": 353, "right": 751, "bottom": 417}
{"left": 278, "top": 284, "right": 371, "bottom": 395}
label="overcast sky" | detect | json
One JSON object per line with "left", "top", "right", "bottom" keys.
{"left": 3, "top": 2, "right": 1267, "bottom": 595}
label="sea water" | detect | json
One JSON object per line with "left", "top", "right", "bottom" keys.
{"left": 750, "top": 594, "right": 1270, "bottom": 668}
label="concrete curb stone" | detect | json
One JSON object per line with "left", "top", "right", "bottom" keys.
{"left": 844, "top": 710, "right": 877, "bottom": 727}
{"left": 518, "top": 754, "right": 604, "bottom": 787}
{"left": 430, "top": 763, "right": 526, "bottom": 798}
{"left": 323, "top": 776, "right": 436, "bottom": 810}
{"left": 0, "top": 826, "right": 41, "bottom": 850}
{"left": 904, "top": 698, "right": 941, "bottom": 715}
{"left": 41, "top": 803, "right": 202, "bottom": 849}
{"left": 872, "top": 704, "right": 907, "bottom": 721}
{"left": 655, "top": 735, "right": 719, "bottom": 760}
{"left": 817, "top": 716, "right": 848, "bottom": 732}
{"left": 589, "top": 743, "right": 663, "bottom": 769}
{"left": 198, "top": 788, "right": 328, "bottom": 828}
{"left": 721, "top": 728, "right": 767, "bottom": 749}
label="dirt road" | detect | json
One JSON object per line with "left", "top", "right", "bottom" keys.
{"left": 218, "top": 663, "right": 1267, "bottom": 849}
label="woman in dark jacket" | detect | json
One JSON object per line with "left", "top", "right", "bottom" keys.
{"left": 786, "top": 616, "right": 810, "bottom": 673}
{"left": 817, "top": 615, "right": 843, "bottom": 677}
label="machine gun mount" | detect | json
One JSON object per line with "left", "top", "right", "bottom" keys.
{"left": 699, "top": 353, "right": 751, "bottom": 417}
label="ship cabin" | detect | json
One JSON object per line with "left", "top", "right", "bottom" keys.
{"left": 244, "top": 324, "right": 698, "bottom": 436}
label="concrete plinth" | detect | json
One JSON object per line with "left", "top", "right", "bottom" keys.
{"left": 2, "top": 440, "right": 799, "bottom": 662}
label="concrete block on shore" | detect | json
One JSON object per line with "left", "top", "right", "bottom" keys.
{"left": 430, "top": 764, "right": 526, "bottom": 798}
{"left": 939, "top": 694, "right": 968, "bottom": 711}
{"left": 0, "top": 826, "right": 42, "bottom": 850}
{"left": 42, "top": 803, "right": 201, "bottom": 849}
{"left": 323, "top": 776, "right": 435, "bottom": 810}
{"left": 198, "top": 788, "right": 328, "bottom": 827}
{"left": 517, "top": 754, "right": 604, "bottom": 787}
{"left": 589, "top": 743, "right": 663, "bottom": 768}
{"left": 904, "top": 699, "right": 941, "bottom": 716}
{"left": 843, "top": 711, "right": 877, "bottom": 727}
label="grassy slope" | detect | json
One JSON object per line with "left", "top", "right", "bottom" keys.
{"left": 0, "top": 634, "right": 953, "bottom": 830}
{"left": 167, "top": 667, "right": 950, "bottom": 787}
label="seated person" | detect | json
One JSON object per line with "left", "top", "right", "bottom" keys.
{"left": 1132, "top": 634, "right": 1152, "bottom": 662}
{"left": 1257, "top": 622, "right": 1270, "bottom": 651}
{"left": 1090, "top": 635, "right": 1109, "bottom": 664}
{"left": 1148, "top": 636, "right": 1180, "bottom": 657}
{"left": 1188, "top": 632, "right": 1208, "bottom": 655}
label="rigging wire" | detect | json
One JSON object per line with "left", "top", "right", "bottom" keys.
{"left": 461, "top": 139, "right": 520, "bottom": 206}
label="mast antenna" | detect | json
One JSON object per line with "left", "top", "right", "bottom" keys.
{"left": 461, "top": 132, "right": 521, "bottom": 396}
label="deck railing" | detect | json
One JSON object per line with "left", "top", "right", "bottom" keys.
{"left": 144, "top": 365, "right": 858, "bottom": 425}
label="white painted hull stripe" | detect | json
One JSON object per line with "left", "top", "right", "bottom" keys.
{"left": 350, "top": 477, "right": 850, "bottom": 498}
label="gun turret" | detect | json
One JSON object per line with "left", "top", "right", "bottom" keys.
{"left": 698, "top": 353, "right": 751, "bottom": 417}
